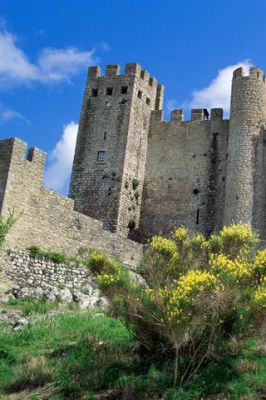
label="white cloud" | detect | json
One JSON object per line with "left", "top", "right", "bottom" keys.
{"left": 166, "top": 60, "right": 252, "bottom": 117}
{"left": 166, "top": 99, "right": 179, "bottom": 114}
{"left": 0, "top": 28, "right": 97, "bottom": 87}
{"left": 44, "top": 121, "right": 78, "bottom": 192}
{"left": 37, "top": 47, "right": 96, "bottom": 83}
{"left": 189, "top": 60, "right": 252, "bottom": 113}
{"left": 0, "top": 103, "right": 30, "bottom": 124}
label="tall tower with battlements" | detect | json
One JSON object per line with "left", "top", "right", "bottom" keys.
{"left": 69, "top": 63, "right": 164, "bottom": 233}
{"left": 224, "top": 67, "right": 266, "bottom": 236}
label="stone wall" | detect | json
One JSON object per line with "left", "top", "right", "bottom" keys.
{"left": 0, "top": 138, "right": 143, "bottom": 268}
{"left": 137, "top": 108, "right": 229, "bottom": 240}
{"left": 3, "top": 250, "right": 107, "bottom": 308}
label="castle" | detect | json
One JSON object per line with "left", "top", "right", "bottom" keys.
{"left": 1, "top": 63, "right": 266, "bottom": 265}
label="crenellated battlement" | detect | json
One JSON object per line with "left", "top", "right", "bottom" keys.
{"left": 0, "top": 137, "right": 46, "bottom": 168}
{"left": 88, "top": 63, "right": 160, "bottom": 88}
{"left": 152, "top": 108, "right": 225, "bottom": 126}
{"left": 233, "top": 66, "right": 266, "bottom": 82}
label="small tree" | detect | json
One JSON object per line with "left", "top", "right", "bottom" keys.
{"left": 0, "top": 209, "right": 17, "bottom": 248}
{"left": 93, "top": 224, "right": 266, "bottom": 388}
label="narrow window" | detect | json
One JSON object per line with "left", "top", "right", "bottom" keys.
{"left": 91, "top": 88, "right": 98, "bottom": 97}
{"left": 149, "top": 77, "right": 153, "bottom": 86}
{"left": 146, "top": 97, "right": 151, "bottom": 105}
{"left": 138, "top": 90, "right": 142, "bottom": 99}
{"left": 97, "top": 151, "right": 105, "bottom": 161}
{"left": 106, "top": 87, "right": 113, "bottom": 95}
{"left": 103, "top": 132, "right": 107, "bottom": 140}
{"left": 121, "top": 86, "right": 128, "bottom": 94}
{"left": 140, "top": 70, "right": 145, "bottom": 79}
{"left": 196, "top": 209, "right": 200, "bottom": 225}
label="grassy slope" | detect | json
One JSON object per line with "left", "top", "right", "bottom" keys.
{"left": 0, "top": 298, "right": 265, "bottom": 400}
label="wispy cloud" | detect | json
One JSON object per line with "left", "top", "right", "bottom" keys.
{"left": 167, "top": 60, "right": 252, "bottom": 117}
{"left": 44, "top": 121, "right": 78, "bottom": 193}
{"left": 0, "top": 103, "right": 30, "bottom": 124}
{"left": 0, "top": 28, "right": 98, "bottom": 87}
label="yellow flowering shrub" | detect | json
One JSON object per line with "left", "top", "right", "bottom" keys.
{"left": 210, "top": 253, "right": 252, "bottom": 282}
{"left": 190, "top": 233, "right": 207, "bottom": 252}
{"left": 253, "top": 249, "right": 266, "bottom": 280}
{"left": 174, "top": 227, "right": 188, "bottom": 244}
{"left": 87, "top": 249, "right": 127, "bottom": 288}
{"left": 163, "top": 270, "right": 217, "bottom": 322}
{"left": 88, "top": 249, "right": 118, "bottom": 274}
{"left": 150, "top": 236, "right": 178, "bottom": 260}
{"left": 92, "top": 224, "right": 265, "bottom": 388}
{"left": 254, "top": 283, "right": 266, "bottom": 309}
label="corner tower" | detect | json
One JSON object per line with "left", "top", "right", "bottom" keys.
{"left": 224, "top": 67, "right": 266, "bottom": 233}
{"left": 69, "top": 63, "right": 163, "bottom": 233}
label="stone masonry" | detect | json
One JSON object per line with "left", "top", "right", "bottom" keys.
{"left": 1, "top": 63, "right": 266, "bottom": 274}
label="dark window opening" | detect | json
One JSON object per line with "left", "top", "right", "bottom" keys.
{"left": 97, "top": 151, "right": 105, "bottom": 161}
{"left": 91, "top": 88, "right": 98, "bottom": 97}
{"left": 103, "top": 132, "right": 107, "bottom": 140}
{"left": 149, "top": 77, "right": 153, "bottom": 86}
{"left": 196, "top": 209, "right": 200, "bottom": 225}
{"left": 146, "top": 97, "right": 151, "bottom": 105}
{"left": 121, "top": 86, "right": 128, "bottom": 94}
{"left": 106, "top": 87, "right": 113, "bottom": 95}
{"left": 140, "top": 70, "right": 145, "bottom": 79}
{"left": 193, "top": 188, "right": 200, "bottom": 195}
{"left": 138, "top": 90, "right": 142, "bottom": 99}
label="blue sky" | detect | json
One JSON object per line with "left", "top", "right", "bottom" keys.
{"left": 0, "top": 0, "right": 265, "bottom": 193}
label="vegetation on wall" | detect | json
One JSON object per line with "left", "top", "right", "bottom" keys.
{"left": 0, "top": 209, "right": 17, "bottom": 248}
{"left": 124, "top": 177, "right": 141, "bottom": 229}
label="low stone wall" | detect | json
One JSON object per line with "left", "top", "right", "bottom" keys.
{"left": 3, "top": 250, "right": 108, "bottom": 308}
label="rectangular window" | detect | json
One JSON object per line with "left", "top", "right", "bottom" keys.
{"left": 103, "top": 132, "right": 107, "bottom": 140}
{"left": 149, "top": 77, "right": 153, "bottom": 86}
{"left": 138, "top": 90, "right": 142, "bottom": 99}
{"left": 121, "top": 86, "right": 128, "bottom": 94}
{"left": 146, "top": 97, "right": 151, "bottom": 105}
{"left": 196, "top": 209, "right": 200, "bottom": 225}
{"left": 140, "top": 70, "right": 145, "bottom": 79}
{"left": 91, "top": 88, "right": 98, "bottom": 97}
{"left": 97, "top": 151, "right": 105, "bottom": 161}
{"left": 106, "top": 87, "right": 113, "bottom": 95}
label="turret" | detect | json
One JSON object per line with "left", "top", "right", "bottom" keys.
{"left": 69, "top": 63, "right": 164, "bottom": 233}
{"left": 224, "top": 67, "right": 266, "bottom": 233}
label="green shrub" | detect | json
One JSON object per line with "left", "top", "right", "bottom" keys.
{"left": 28, "top": 246, "right": 69, "bottom": 264}
{"left": 134, "top": 191, "right": 140, "bottom": 201}
{"left": 128, "top": 218, "right": 136, "bottom": 230}
{"left": 0, "top": 209, "right": 18, "bottom": 248}
{"left": 132, "top": 178, "right": 139, "bottom": 190}
{"left": 97, "top": 224, "right": 266, "bottom": 388}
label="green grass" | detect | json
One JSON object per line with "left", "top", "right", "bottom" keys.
{"left": 0, "top": 298, "right": 265, "bottom": 399}
{"left": 0, "top": 299, "right": 132, "bottom": 398}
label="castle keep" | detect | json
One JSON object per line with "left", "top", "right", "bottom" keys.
{"left": 1, "top": 63, "right": 266, "bottom": 264}
{"left": 69, "top": 63, "right": 266, "bottom": 241}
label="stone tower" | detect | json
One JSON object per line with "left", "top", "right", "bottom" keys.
{"left": 224, "top": 67, "right": 266, "bottom": 235}
{"left": 69, "top": 63, "right": 163, "bottom": 233}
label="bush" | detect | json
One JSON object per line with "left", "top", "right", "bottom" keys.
{"left": 28, "top": 246, "right": 69, "bottom": 264}
{"left": 128, "top": 218, "right": 136, "bottom": 230}
{"left": 132, "top": 178, "right": 139, "bottom": 190}
{"left": 97, "top": 224, "right": 266, "bottom": 388}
